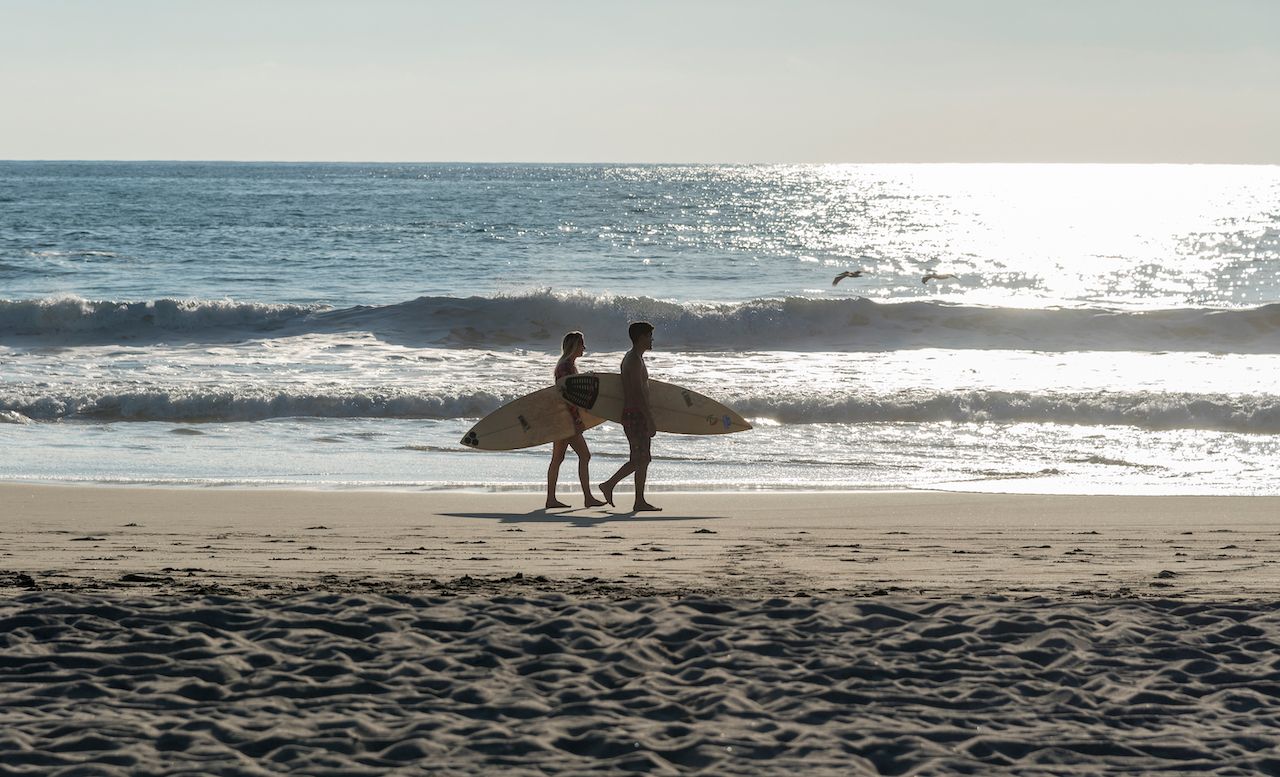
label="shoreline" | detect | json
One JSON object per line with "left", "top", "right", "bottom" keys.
{"left": 1, "top": 476, "right": 1271, "bottom": 498}
{"left": 4, "top": 483, "right": 1279, "bottom": 599}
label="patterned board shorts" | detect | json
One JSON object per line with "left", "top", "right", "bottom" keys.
{"left": 621, "top": 409, "right": 651, "bottom": 457}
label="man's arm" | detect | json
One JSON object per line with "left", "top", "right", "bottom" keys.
{"left": 640, "top": 364, "right": 655, "bottom": 436}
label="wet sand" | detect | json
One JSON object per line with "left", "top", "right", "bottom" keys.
{"left": 2, "top": 484, "right": 1278, "bottom": 598}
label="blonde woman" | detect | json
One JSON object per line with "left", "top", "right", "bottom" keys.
{"left": 547, "top": 331, "right": 605, "bottom": 509}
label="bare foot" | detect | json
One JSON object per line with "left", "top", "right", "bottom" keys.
{"left": 633, "top": 501, "right": 662, "bottom": 512}
{"left": 545, "top": 499, "right": 569, "bottom": 509}
{"left": 599, "top": 482, "right": 615, "bottom": 507}
{"left": 584, "top": 496, "right": 606, "bottom": 508}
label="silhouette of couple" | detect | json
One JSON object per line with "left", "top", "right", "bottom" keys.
{"left": 546, "top": 322, "right": 660, "bottom": 513}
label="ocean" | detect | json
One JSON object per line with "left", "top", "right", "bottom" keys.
{"left": 1, "top": 161, "right": 1277, "bottom": 494}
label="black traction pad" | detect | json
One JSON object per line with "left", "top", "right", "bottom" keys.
{"left": 559, "top": 374, "right": 601, "bottom": 410}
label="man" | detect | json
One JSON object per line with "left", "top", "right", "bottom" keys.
{"left": 600, "top": 321, "right": 660, "bottom": 512}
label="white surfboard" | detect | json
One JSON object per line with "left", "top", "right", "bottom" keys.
{"left": 557, "top": 373, "right": 751, "bottom": 435}
{"left": 460, "top": 385, "right": 604, "bottom": 451}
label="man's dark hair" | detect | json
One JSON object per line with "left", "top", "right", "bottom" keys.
{"left": 628, "top": 321, "right": 654, "bottom": 343}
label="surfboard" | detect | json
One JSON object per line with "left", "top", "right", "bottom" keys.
{"left": 460, "top": 385, "right": 604, "bottom": 451}
{"left": 557, "top": 373, "right": 751, "bottom": 435}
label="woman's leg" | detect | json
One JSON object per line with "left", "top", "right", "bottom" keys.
{"left": 546, "top": 439, "right": 569, "bottom": 508}
{"left": 568, "top": 434, "right": 604, "bottom": 507}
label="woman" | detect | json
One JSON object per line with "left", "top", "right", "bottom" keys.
{"left": 547, "top": 331, "right": 606, "bottom": 509}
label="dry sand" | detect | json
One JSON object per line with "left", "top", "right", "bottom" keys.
{"left": 3, "top": 484, "right": 1280, "bottom": 775}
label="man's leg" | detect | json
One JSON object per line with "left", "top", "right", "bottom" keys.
{"left": 602, "top": 418, "right": 646, "bottom": 507}
{"left": 600, "top": 460, "right": 634, "bottom": 507}
{"left": 631, "top": 436, "right": 659, "bottom": 512}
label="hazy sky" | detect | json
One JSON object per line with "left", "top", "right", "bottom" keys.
{"left": 2, "top": 0, "right": 1276, "bottom": 162}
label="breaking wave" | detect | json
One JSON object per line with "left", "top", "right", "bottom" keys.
{"left": 1, "top": 292, "right": 1278, "bottom": 352}
{"left": 731, "top": 391, "right": 1280, "bottom": 435}
{"left": 0, "top": 296, "right": 320, "bottom": 337}
{"left": 4, "top": 386, "right": 1276, "bottom": 433}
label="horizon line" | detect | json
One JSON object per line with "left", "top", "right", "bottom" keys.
{"left": 2, "top": 159, "right": 1277, "bottom": 167}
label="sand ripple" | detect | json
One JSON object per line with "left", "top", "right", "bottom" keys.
{"left": 2, "top": 592, "right": 1279, "bottom": 775}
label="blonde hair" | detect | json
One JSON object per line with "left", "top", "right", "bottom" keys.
{"left": 560, "top": 331, "right": 584, "bottom": 358}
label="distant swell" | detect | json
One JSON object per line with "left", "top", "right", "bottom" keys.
{"left": 2, "top": 292, "right": 1278, "bottom": 352}
{"left": 4, "top": 387, "right": 1276, "bottom": 433}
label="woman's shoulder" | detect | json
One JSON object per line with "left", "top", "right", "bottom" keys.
{"left": 554, "top": 358, "right": 577, "bottom": 379}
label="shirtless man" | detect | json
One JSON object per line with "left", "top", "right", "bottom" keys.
{"left": 599, "top": 321, "right": 661, "bottom": 512}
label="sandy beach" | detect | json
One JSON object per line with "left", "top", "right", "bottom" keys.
{"left": 4, "top": 485, "right": 1280, "bottom": 774}
{"left": 3, "top": 484, "right": 1278, "bottom": 598}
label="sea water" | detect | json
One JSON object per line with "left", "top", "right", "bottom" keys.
{"left": 1, "top": 162, "right": 1277, "bottom": 494}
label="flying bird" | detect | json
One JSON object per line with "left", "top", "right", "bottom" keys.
{"left": 832, "top": 270, "right": 866, "bottom": 286}
{"left": 922, "top": 273, "right": 956, "bottom": 284}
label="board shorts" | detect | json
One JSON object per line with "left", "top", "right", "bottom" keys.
{"left": 621, "top": 408, "right": 651, "bottom": 458}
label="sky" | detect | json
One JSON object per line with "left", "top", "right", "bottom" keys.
{"left": 1, "top": 0, "right": 1277, "bottom": 163}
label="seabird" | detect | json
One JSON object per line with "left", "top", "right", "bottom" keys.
{"left": 922, "top": 273, "right": 956, "bottom": 284}
{"left": 832, "top": 270, "right": 866, "bottom": 286}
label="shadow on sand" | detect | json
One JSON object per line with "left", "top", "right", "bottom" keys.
{"left": 440, "top": 507, "right": 727, "bottom": 528}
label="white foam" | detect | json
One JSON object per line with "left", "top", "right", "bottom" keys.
{"left": 29, "top": 249, "right": 120, "bottom": 258}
